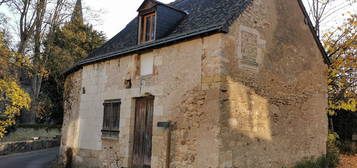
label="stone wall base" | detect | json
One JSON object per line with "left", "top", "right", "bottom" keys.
{"left": 0, "top": 138, "right": 60, "bottom": 155}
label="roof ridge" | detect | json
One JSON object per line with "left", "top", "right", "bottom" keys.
{"left": 157, "top": 1, "right": 187, "bottom": 14}
{"left": 169, "top": 0, "right": 187, "bottom": 6}
{"left": 222, "top": 0, "right": 253, "bottom": 31}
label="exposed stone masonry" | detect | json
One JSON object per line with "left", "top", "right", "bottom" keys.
{"left": 60, "top": 0, "right": 328, "bottom": 167}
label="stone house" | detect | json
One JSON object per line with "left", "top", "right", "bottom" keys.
{"left": 60, "top": 0, "right": 330, "bottom": 167}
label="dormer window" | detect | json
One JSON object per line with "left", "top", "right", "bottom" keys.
{"left": 137, "top": 0, "right": 186, "bottom": 44}
{"left": 140, "top": 12, "right": 156, "bottom": 43}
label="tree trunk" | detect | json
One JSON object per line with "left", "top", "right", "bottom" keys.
{"left": 329, "top": 117, "right": 335, "bottom": 133}
{"left": 30, "top": 0, "right": 47, "bottom": 122}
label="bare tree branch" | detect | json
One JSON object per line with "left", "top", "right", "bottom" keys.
{"left": 0, "top": 0, "right": 10, "bottom": 6}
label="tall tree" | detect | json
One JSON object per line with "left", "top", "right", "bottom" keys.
{"left": 0, "top": 0, "right": 9, "bottom": 6}
{"left": 46, "top": 0, "right": 105, "bottom": 78}
{"left": 6, "top": 0, "right": 36, "bottom": 54}
{"left": 324, "top": 14, "right": 357, "bottom": 115}
{"left": 1, "top": 0, "right": 104, "bottom": 123}
{"left": 303, "top": 0, "right": 356, "bottom": 37}
{"left": 71, "top": 0, "right": 83, "bottom": 23}
{"left": 30, "top": 0, "right": 48, "bottom": 121}
{"left": 2, "top": 0, "right": 77, "bottom": 123}
{"left": 41, "top": 0, "right": 105, "bottom": 123}
{"left": 303, "top": 1, "right": 356, "bottom": 135}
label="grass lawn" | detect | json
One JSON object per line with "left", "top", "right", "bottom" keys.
{"left": 0, "top": 126, "right": 61, "bottom": 142}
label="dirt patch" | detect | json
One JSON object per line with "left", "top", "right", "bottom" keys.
{"left": 338, "top": 154, "right": 357, "bottom": 168}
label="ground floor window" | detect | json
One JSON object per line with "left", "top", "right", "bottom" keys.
{"left": 102, "top": 99, "right": 121, "bottom": 138}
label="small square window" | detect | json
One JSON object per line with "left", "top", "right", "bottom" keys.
{"left": 140, "top": 55, "right": 154, "bottom": 76}
{"left": 102, "top": 100, "right": 121, "bottom": 138}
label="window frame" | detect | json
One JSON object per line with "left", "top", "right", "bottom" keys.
{"left": 140, "top": 12, "right": 156, "bottom": 43}
{"left": 101, "top": 99, "right": 121, "bottom": 138}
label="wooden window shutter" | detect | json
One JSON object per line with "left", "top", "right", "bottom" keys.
{"left": 112, "top": 102, "right": 120, "bottom": 130}
{"left": 103, "top": 102, "right": 111, "bottom": 131}
{"left": 102, "top": 100, "right": 121, "bottom": 138}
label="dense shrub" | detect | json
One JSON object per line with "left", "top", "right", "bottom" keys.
{"left": 290, "top": 133, "right": 340, "bottom": 168}
{"left": 332, "top": 110, "right": 357, "bottom": 141}
{"left": 339, "top": 140, "right": 357, "bottom": 154}
{"left": 292, "top": 154, "right": 338, "bottom": 168}
{"left": 293, "top": 156, "right": 328, "bottom": 168}
{"left": 326, "top": 133, "right": 340, "bottom": 167}
{"left": 0, "top": 79, "right": 31, "bottom": 138}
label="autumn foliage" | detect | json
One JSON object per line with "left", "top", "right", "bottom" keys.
{"left": 0, "top": 32, "right": 31, "bottom": 137}
{"left": 324, "top": 14, "right": 357, "bottom": 115}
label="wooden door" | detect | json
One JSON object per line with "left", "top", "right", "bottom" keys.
{"left": 132, "top": 97, "right": 154, "bottom": 168}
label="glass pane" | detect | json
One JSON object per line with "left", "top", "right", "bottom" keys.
{"left": 151, "top": 15, "right": 156, "bottom": 40}
{"left": 141, "top": 17, "right": 145, "bottom": 42}
{"left": 145, "top": 16, "right": 151, "bottom": 41}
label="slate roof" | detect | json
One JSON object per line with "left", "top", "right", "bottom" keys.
{"left": 87, "top": 0, "right": 253, "bottom": 59}
{"left": 65, "top": 0, "right": 329, "bottom": 75}
{"left": 65, "top": 0, "right": 252, "bottom": 74}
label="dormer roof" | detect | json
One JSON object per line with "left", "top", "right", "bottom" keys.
{"left": 137, "top": 0, "right": 158, "bottom": 12}
{"left": 137, "top": 0, "right": 185, "bottom": 13}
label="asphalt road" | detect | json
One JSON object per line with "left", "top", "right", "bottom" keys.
{"left": 0, "top": 148, "right": 59, "bottom": 168}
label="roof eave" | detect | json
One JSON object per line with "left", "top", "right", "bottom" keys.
{"left": 297, "top": 0, "right": 331, "bottom": 65}
{"left": 63, "top": 24, "right": 227, "bottom": 77}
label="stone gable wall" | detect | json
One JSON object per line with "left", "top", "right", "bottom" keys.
{"left": 218, "top": 0, "right": 328, "bottom": 167}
